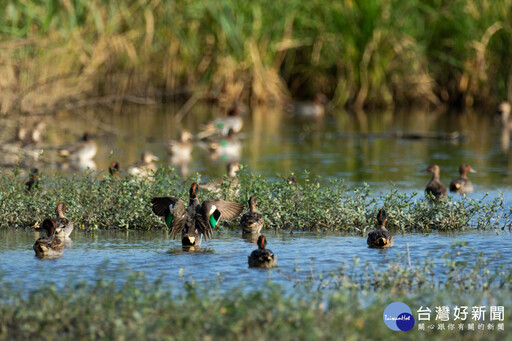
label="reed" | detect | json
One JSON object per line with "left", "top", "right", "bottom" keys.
{"left": 1, "top": 0, "right": 511, "bottom": 114}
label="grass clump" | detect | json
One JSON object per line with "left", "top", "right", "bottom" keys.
{"left": 0, "top": 166, "right": 508, "bottom": 232}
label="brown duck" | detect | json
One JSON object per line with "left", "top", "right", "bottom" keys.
{"left": 449, "top": 164, "right": 476, "bottom": 194}
{"left": 240, "top": 195, "right": 264, "bottom": 234}
{"left": 367, "top": 209, "right": 393, "bottom": 248}
{"left": 248, "top": 235, "right": 277, "bottom": 268}
{"left": 33, "top": 219, "right": 64, "bottom": 258}
{"left": 152, "top": 183, "right": 243, "bottom": 246}
{"left": 423, "top": 164, "right": 447, "bottom": 201}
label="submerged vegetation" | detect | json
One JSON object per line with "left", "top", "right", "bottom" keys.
{"left": 1, "top": 0, "right": 511, "bottom": 114}
{"left": 0, "top": 166, "right": 508, "bottom": 231}
{"left": 0, "top": 250, "right": 510, "bottom": 340}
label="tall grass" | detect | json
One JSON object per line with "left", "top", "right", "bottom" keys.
{"left": 1, "top": 0, "right": 511, "bottom": 113}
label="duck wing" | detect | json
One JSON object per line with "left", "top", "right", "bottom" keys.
{"left": 197, "top": 200, "right": 244, "bottom": 236}
{"left": 151, "top": 197, "right": 187, "bottom": 239}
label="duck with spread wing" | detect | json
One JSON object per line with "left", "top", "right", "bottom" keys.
{"left": 152, "top": 183, "right": 243, "bottom": 246}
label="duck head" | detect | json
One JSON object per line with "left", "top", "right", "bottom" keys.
{"left": 142, "top": 151, "right": 159, "bottom": 163}
{"left": 189, "top": 182, "right": 199, "bottom": 199}
{"left": 82, "top": 132, "right": 91, "bottom": 142}
{"left": 55, "top": 202, "right": 67, "bottom": 218}
{"left": 248, "top": 195, "right": 258, "bottom": 211}
{"left": 30, "top": 168, "right": 38, "bottom": 179}
{"left": 42, "top": 219, "right": 58, "bottom": 238}
{"left": 498, "top": 102, "right": 511, "bottom": 119}
{"left": 313, "top": 93, "right": 328, "bottom": 105}
{"left": 180, "top": 130, "right": 193, "bottom": 143}
{"left": 377, "top": 209, "right": 387, "bottom": 227}
{"left": 423, "top": 164, "right": 441, "bottom": 179}
{"left": 257, "top": 235, "right": 267, "bottom": 250}
{"left": 459, "top": 164, "right": 476, "bottom": 177}
{"left": 109, "top": 161, "right": 120, "bottom": 176}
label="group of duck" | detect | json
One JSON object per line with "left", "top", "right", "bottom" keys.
{"left": 33, "top": 184, "right": 276, "bottom": 268}
{"left": 32, "top": 158, "right": 475, "bottom": 266}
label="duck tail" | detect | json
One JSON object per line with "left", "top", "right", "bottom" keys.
{"left": 376, "top": 237, "right": 388, "bottom": 246}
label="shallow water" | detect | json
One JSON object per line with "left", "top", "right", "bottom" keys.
{"left": 2, "top": 105, "right": 512, "bottom": 290}
{"left": 1, "top": 229, "right": 510, "bottom": 291}
{"left": 8, "top": 105, "right": 512, "bottom": 194}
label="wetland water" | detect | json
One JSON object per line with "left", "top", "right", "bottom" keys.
{"left": 2, "top": 105, "right": 512, "bottom": 290}
{"left": 0, "top": 229, "right": 510, "bottom": 291}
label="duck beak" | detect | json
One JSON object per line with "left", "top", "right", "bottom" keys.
{"left": 469, "top": 168, "right": 476, "bottom": 173}
{"left": 182, "top": 235, "right": 196, "bottom": 246}
{"left": 152, "top": 155, "right": 160, "bottom": 161}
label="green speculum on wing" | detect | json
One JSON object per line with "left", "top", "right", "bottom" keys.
{"left": 165, "top": 214, "right": 173, "bottom": 227}
{"left": 209, "top": 211, "right": 221, "bottom": 228}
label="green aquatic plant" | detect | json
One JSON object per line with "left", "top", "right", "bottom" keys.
{"left": 0, "top": 252, "right": 510, "bottom": 340}
{"left": 0, "top": 167, "right": 508, "bottom": 232}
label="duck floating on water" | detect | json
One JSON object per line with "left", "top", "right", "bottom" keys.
{"left": 33, "top": 219, "right": 64, "bottom": 258}
{"left": 152, "top": 183, "right": 244, "bottom": 247}
{"left": 240, "top": 195, "right": 264, "bottom": 235}
{"left": 197, "top": 104, "right": 244, "bottom": 139}
{"left": 128, "top": 151, "right": 159, "bottom": 178}
{"left": 291, "top": 93, "right": 328, "bottom": 119}
{"left": 423, "top": 164, "right": 447, "bottom": 201}
{"left": 59, "top": 132, "right": 97, "bottom": 161}
{"left": 200, "top": 162, "right": 240, "bottom": 194}
{"left": 248, "top": 235, "right": 277, "bottom": 268}
{"left": 449, "top": 164, "right": 476, "bottom": 194}
{"left": 367, "top": 209, "right": 393, "bottom": 248}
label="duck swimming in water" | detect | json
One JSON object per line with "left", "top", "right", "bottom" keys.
{"left": 240, "top": 195, "right": 264, "bottom": 234}
{"left": 248, "top": 235, "right": 277, "bottom": 268}
{"left": 367, "top": 209, "right": 393, "bottom": 248}
{"left": 33, "top": 219, "right": 64, "bottom": 258}
{"left": 423, "top": 164, "right": 447, "bottom": 201}
{"left": 449, "top": 164, "right": 476, "bottom": 194}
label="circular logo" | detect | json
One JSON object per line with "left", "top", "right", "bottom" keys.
{"left": 383, "top": 302, "right": 415, "bottom": 331}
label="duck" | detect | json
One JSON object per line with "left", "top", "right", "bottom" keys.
{"left": 33, "top": 219, "right": 64, "bottom": 258}
{"left": 291, "top": 93, "right": 328, "bottom": 119}
{"left": 53, "top": 202, "right": 74, "bottom": 239}
{"left": 240, "top": 195, "right": 264, "bottom": 234}
{"left": 128, "top": 151, "right": 159, "bottom": 177}
{"left": 367, "top": 209, "right": 393, "bottom": 248}
{"left": 200, "top": 162, "right": 240, "bottom": 194}
{"left": 248, "top": 235, "right": 277, "bottom": 268}
{"left": 59, "top": 132, "right": 97, "bottom": 161}
{"left": 423, "top": 164, "right": 447, "bottom": 201}
{"left": 152, "top": 182, "right": 244, "bottom": 246}
{"left": 204, "top": 129, "right": 241, "bottom": 162}
{"left": 30, "top": 121, "right": 46, "bottom": 144}
{"left": 109, "top": 161, "right": 120, "bottom": 177}
{"left": 197, "top": 104, "right": 244, "bottom": 139}
{"left": 168, "top": 130, "right": 193, "bottom": 159}
{"left": 449, "top": 164, "right": 476, "bottom": 194}
{"left": 25, "top": 168, "right": 39, "bottom": 191}
{"left": 498, "top": 102, "right": 512, "bottom": 130}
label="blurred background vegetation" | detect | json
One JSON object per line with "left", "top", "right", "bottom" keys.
{"left": 1, "top": 0, "right": 511, "bottom": 115}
